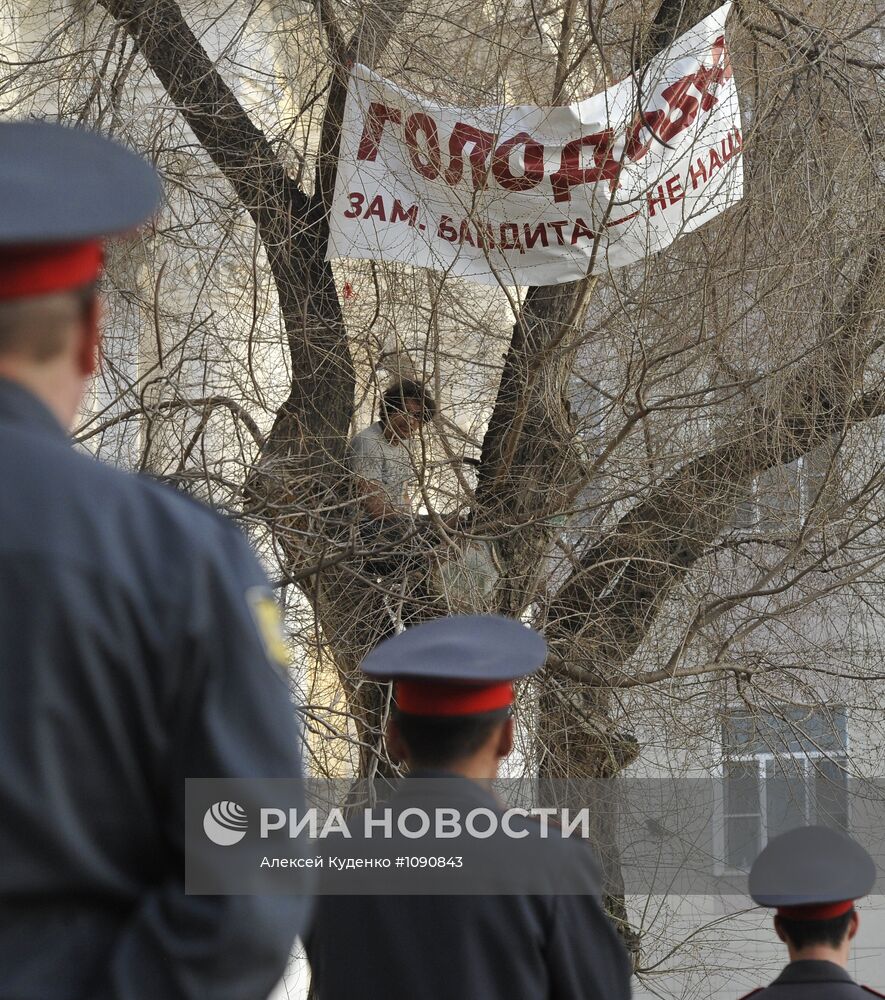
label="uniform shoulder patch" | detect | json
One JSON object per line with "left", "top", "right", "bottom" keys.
{"left": 246, "top": 587, "right": 290, "bottom": 674}
{"left": 861, "top": 987, "right": 885, "bottom": 997}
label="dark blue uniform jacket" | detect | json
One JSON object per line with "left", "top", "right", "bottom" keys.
{"left": 306, "top": 771, "right": 633, "bottom": 1000}
{"left": 740, "top": 960, "right": 885, "bottom": 1000}
{"left": 0, "top": 379, "right": 309, "bottom": 999}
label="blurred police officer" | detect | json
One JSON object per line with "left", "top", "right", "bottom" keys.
{"left": 0, "top": 121, "right": 310, "bottom": 999}
{"left": 307, "top": 615, "right": 633, "bottom": 1000}
{"left": 739, "top": 825, "right": 880, "bottom": 999}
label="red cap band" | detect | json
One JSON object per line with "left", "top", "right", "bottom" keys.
{"left": 776, "top": 900, "right": 855, "bottom": 921}
{"left": 395, "top": 680, "right": 514, "bottom": 717}
{"left": 0, "top": 241, "right": 103, "bottom": 301}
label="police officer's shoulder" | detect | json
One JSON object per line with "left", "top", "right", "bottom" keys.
{"left": 132, "top": 470, "right": 260, "bottom": 572}
{"left": 59, "top": 441, "right": 261, "bottom": 584}
{"left": 735, "top": 989, "right": 764, "bottom": 999}
{"left": 137, "top": 473, "right": 240, "bottom": 540}
{"left": 516, "top": 811, "right": 579, "bottom": 852}
{"left": 861, "top": 986, "right": 885, "bottom": 998}
{"left": 514, "top": 812, "right": 604, "bottom": 884}
{"left": 112, "top": 469, "right": 293, "bottom": 681}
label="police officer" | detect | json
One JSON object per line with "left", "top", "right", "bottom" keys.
{"left": 739, "top": 825, "right": 880, "bottom": 999}
{"left": 0, "top": 121, "right": 310, "bottom": 999}
{"left": 306, "top": 615, "right": 633, "bottom": 1000}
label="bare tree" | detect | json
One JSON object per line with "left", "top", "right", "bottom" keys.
{"left": 4, "top": 0, "right": 884, "bottom": 969}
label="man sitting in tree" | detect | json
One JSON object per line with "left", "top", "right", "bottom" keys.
{"left": 347, "top": 378, "right": 442, "bottom": 575}
{"left": 349, "top": 378, "right": 497, "bottom": 601}
{"left": 348, "top": 378, "right": 435, "bottom": 521}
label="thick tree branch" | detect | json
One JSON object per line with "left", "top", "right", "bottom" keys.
{"left": 96, "top": 0, "right": 351, "bottom": 483}
{"left": 95, "top": 0, "right": 310, "bottom": 234}
{"left": 98, "top": 0, "right": 406, "bottom": 511}
{"left": 315, "top": 0, "right": 410, "bottom": 212}
{"left": 475, "top": 0, "right": 722, "bottom": 613}
{"left": 548, "top": 246, "right": 884, "bottom": 679}
{"left": 635, "top": 0, "right": 722, "bottom": 68}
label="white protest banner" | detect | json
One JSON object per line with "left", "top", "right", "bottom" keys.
{"left": 327, "top": 3, "right": 742, "bottom": 287}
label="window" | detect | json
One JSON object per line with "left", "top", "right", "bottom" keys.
{"left": 721, "top": 705, "right": 849, "bottom": 870}
{"left": 733, "top": 441, "right": 836, "bottom": 535}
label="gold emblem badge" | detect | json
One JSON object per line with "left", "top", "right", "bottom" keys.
{"left": 246, "top": 587, "right": 290, "bottom": 672}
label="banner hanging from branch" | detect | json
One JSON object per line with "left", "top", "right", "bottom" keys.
{"left": 327, "top": 3, "right": 742, "bottom": 287}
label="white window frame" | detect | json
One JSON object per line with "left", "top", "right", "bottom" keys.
{"left": 735, "top": 456, "right": 812, "bottom": 534}
{"left": 714, "top": 709, "right": 850, "bottom": 875}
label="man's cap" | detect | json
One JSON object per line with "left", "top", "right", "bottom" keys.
{"left": 361, "top": 615, "right": 547, "bottom": 716}
{"left": 0, "top": 120, "right": 162, "bottom": 300}
{"left": 749, "top": 825, "right": 876, "bottom": 919}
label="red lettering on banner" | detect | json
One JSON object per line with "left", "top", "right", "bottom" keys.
{"left": 438, "top": 216, "right": 458, "bottom": 241}
{"left": 647, "top": 172, "right": 695, "bottom": 216}
{"left": 405, "top": 113, "right": 441, "bottom": 180}
{"left": 550, "top": 130, "right": 619, "bottom": 203}
{"left": 458, "top": 221, "right": 476, "bottom": 247}
{"left": 357, "top": 103, "right": 402, "bottom": 161}
{"left": 492, "top": 132, "right": 545, "bottom": 192}
{"left": 625, "top": 37, "right": 734, "bottom": 164}
{"left": 605, "top": 209, "right": 640, "bottom": 229}
{"left": 548, "top": 220, "right": 568, "bottom": 245}
{"left": 624, "top": 120, "right": 651, "bottom": 163}
{"left": 570, "top": 218, "right": 595, "bottom": 244}
{"left": 523, "top": 222, "right": 548, "bottom": 248}
{"left": 352, "top": 37, "right": 737, "bottom": 208}
{"left": 721, "top": 128, "right": 741, "bottom": 162}
{"left": 344, "top": 191, "right": 365, "bottom": 218}
{"left": 390, "top": 200, "right": 419, "bottom": 226}
{"left": 711, "top": 35, "right": 733, "bottom": 81}
{"left": 685, "top": 128, "right": 743, "bottom": 192}
{"left": 647, "top": 184, "right": 668, "bottom": 217}
{"left": 477, "top": 222, "right": 496, "bottom": 249}
{"left": 499, "top": 223, "right": 523, "bottom": 250}
{"left": 655, "top": 75, "right": 704, "bottom": 143}
{"left": 364, "top": 195, "right": 387, "bottom": 221}
{"left": 629, "top": 67, "right": 711, "bottom": 157}
{"left": 688, "top": 158, "right": 708, "bottom": 189}
{"left": 444, "top": 122, "right": 496, "bottom": 188}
